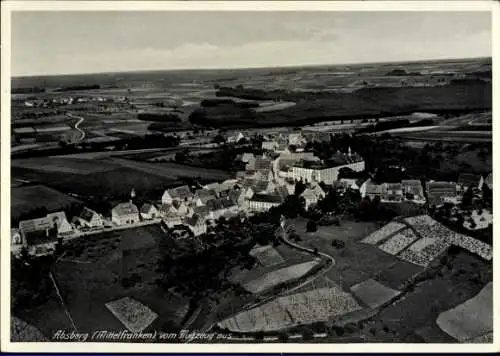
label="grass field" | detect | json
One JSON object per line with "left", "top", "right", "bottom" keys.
{"left": 436, "top": 282, "right": 492, "bottom": 342}
{"left": 249, "top": 245, "right": 285, "bottom": 267}
{"left": 11, "top": 184, "right": 83, "bottom": 221}
{"left": 51, "top": 225, "right": 190, "bottom": 334}
{"left": 12, "top": 166, "right": 179, "bottom": 201}
{"left": 11, "top": 157, "right": 122, "bottom": 175}
{"left": 374, "top": 250, "right": 492, "bottom": 342}
{"left": 350, "top": 279, "right": 401, "bottom": 309}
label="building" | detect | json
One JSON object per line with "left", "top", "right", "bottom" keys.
{"left": 300, "top": 183, "right": 326, "bottom": 209}
{"left": 254, "top": 169, "right": 274, "bottom": 182}
{"left": 240, "top": 153, "right": 255, "bottom": 164}
{"left": 457, "top": 173, "right": 482, "bottom": 194}
{"left": 227, "top": 132, "right": 245, "bottom": 143}
{"left": 254, "top": 156, "right": 273, "bottom": 172}
{"left": 245, "top": 194, "right": 283, "bottom": 212}
{"left": 381, "top": 183, "right": 403, "bottom": 202}
{"left": 206, "top": 198, "right": 239, "bottom": 220}
{"left": 262, "top": 140, "right": 279, "bottom": 151}
{"left": 111, "top": 202, "right": 140, "bottom": 226}
{"left": 140, "top": 203, "right": 160, "bottom": 220}
{"left": 426, "top": 181, "right": 458, "bottom": 206}
{"left": 360, "top": 179, "right": 384, "bottom": 200}
{"left": 288, "top": 132, "right": 307, "bottom": 147}
{"left": 184, "top": 214, "right": 207, "bottom": 236}
{"left": 161, "top": 185, "right": 192, "bottom": 205}
{"left": 193, "top": 189, "right": 218, "bottom": 206}
{"left": 252, "top": 180, "right": 276, "bottom": 195}
{"left": 46, "top": 211, "right": 74, "bottom": 237}
{"left": 336, "top": 178, "right": 362, "bottom": 190}
{"left": 479, "top": 172, "right": 493, "bottom": 191}
{"left": 11, "top": 228, "right": 23, "bottom": 255}
{"left": 73, "top": 207, "right": 104, "bottom": 229}
{"left": 18, "top": 217, "right": 58, "bottom": 256}
{"left": 193, "top": 205, "right": 211, "bottom": 221}
{"left": 401, "top": 180, "right": 425, "bottom": 202}
{"left": 287, "top": 159, "right": 365, "bottom": 185}
{"left": 162, "top": 215, "right": 182, "bottom": 229}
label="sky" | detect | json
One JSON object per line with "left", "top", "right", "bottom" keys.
{"left": 11, "top": 11, "right": 492, "bottom": 76}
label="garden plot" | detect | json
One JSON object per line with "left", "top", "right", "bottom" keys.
{"left": 361, "top": 222, "right": 406, "bottom": 245}
{"left": 218, "top": 285, "right": 361, "bottom": 333}
{"left": 398, "top": 236, "right": 451, "bottom": 267}
{"left": 105, "top": 297, "right": 158, "bottom": 333}
{"left": 350, "top": 279, "right": 401, "bottom": 309}
{"left": 378, "top": 229, "right": 420, "bottom": 255}
{"left": 249, "top": 245, "right": 285, "bottom": 267}
{"left": 404, "top": 215, "right": 492, "bottom": 261}
{"left": 242, "top": 260, "right": 320, "bottom": 294}
{"left": 436, "top": 282, "right": 492, "bottom": 342}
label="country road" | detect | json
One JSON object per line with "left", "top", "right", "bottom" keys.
{"left": 66, "top": 113, "right": 86, "bottom": 142}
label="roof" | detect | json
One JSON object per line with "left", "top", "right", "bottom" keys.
{"left": 241, "top": 153, "right": 255, "bottom": 163}
{"left": 112, "top": 202, "right": 139, "bottom": 216}
{"left": 195, "top": 188, "right": 218, "bottom": 201}
{"left": 184, "top": 214, "right": 204, "bottom": 227}
{"left": 46, "top": 212, "right": 69, "bottom": 228}
{"left": 79, "top": 207, "right": 98, "bottom": 222}
{"left": 365, "top": 183, "right": 383, "bottom": 194}
{"left": 207, "top": 198, "right": 236, "bottom": 211}
{"left": 427, "top": 182, "right": 457, "bottom": 195}
{"left": 19, "top": 217, "right": 51, "bottom": 234}
{"left": 401, "top": 180, "right": 423, "bottom": 187}
{"left": 458, "top": 173, "right": 481, "bottom": 186}
{"left": 253, "top": 181, "right": 272, "bottom": 193}
{"left": 275, "top": 186, "right": 290, "bottom": 200}
{"left": 250, "top": 194, "right": 283, "bottom": 204}
{"left": 384, "top": 183, "right": 402, "bottom": 190}
{"left": 166, "top": 185, "right": 192, "bottom": 200}
{"left": 254, "top": 157, "right": 273, "bottom": 171}
{"left": 140, "top": 203, "right": 157, "bottom": 214}
{"left": 193, "top": 205, "right": 210, "bottom": 218}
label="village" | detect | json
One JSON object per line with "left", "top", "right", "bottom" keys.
{"left": 11, "top": 129, "right": 493, "bottom": 258}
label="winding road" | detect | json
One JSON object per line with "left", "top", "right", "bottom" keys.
{"left": 66, "top": 113, "right": 86, "bottom": 142}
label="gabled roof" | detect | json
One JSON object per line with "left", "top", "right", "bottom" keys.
{"left": 166, "top": 185, "right": 192, "bottom": 200}
{"left": 458, "top": 173, "right": 482, "bottom": 186}
{"left": 79, "top": 207, "right": 99, "bottom": 222}
{"left": 46, "top": 211, "right": 69, "bottom": 228}
{"left": 254, "top": 157, "right": 273, "bottom": 171}
{"left": 140, "top": 203, "right": 157, "bottom": 214}
{"left": 207, "top": 198, "right": 236, "bottom": 211}
{"left": 112, "top": 202, "right": 139, "bottom": 216}
{"left": 195, "top": 188, "right": 218, "bottom": 200}
{"left": 193, "top": 205, "right": 210, "bottom": 218}
{"left": 19, "top": 217, "right": 51, "bottom": 233}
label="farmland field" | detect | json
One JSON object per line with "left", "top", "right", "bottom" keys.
{"left": 350, "top": 279, "right": 401, "bottom": 309}
{"left": 11, "top": 184, "right": 83, "bottom": 221}
{"left": 218, "top": 283, "right": 362, "bottom": 333}
{"left": 51, "top": 225, "right": 190, "bottom": 334}
{"left": 249, "top": 245, "right": 285, "bottom": 267}
{"left": 11, "top": 157, "right": 122, "bottom": 175}
{"left": 242, "top": 260, "right": 321, "bottom": 294}
{"left": 436, "top": 282, "right": 492, "bottom": 342}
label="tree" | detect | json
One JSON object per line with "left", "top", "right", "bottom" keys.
{"left": 306, "top": 220, "right": 317, "bottom": 232}
{"left": 294, "top": 180, "right": 307, "bottom": 196}
{"left": 213, "top": 134, "right": 226, "bottom": 145}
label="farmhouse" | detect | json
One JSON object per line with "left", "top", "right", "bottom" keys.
{"left": 457, "top": 173, "right": 482, "bottom": 194}
{"left": 426, "top": 181, "right": 458, "bottom": 206}
{"left": 111, "top": 202, "right": 140, "bottom": 226}
{"left": 73, "top": 207, "right": 104, "bottom": 229}
{"left": 18, "top": 217, "right": 58, "bottom": 255}
{"left": 401, "top": 180, "right": 425, "bottom": 201}
{"left": 161, "top": 185, "right": 192, "bottom": 205}
{"left": 183, "top": 214, "right": 207, "bottom": 236}
{"left": 46, "top": 211, "right": 74, "bottom": 236}
{"left": 193, "top": 188, "right": 218, "bottom": 206}
{"left": 140, "top": 203, "right": 160, "bottom": 220}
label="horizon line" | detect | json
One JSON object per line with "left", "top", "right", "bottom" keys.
{"left": 12, "top": 55, "right": 491, "bottom": 79}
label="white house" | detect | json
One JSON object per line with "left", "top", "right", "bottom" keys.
{"left": 162, "top": 185, "right": 193, "bottom": 205}
{"left": 227, "top": 132, "right": 245, "bottom": 143}
{"left": 46, "top": 211, "right": 74, "bottom": 237}
{"left": 184, "top": 214, "right": 207, "bottom": 236}
{"left": 261, "top": 140, "right": 279, "bottom": 151}
{"left": 73, "top": 207, "right": 104, "bottom": 229}
{"left": 300, "top": 183, "right": 326, "bottom": 210}
{"left": 111, "top": 202, "right": 140, "bottom": 226}
{"left": 245, "top": 194, "right": 283, "bottom": 212}
{"left": 337, "top": 178, "right": 362, "bottom": 190}
{"left": 163, "top": 215, "right": 182, "bottom": 229}
{"left": 140, "top": 203, "right": 160, "bottom": 220}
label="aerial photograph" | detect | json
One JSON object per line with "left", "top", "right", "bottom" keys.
{"left": 8, "top": 8, "right": 493, "bottom": 345}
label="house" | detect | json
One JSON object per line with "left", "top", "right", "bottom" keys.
{"left": 426, "top": 181, "right": 458, "bottom": 206}
{"left": 193, "top": 188, "right": 218, "bottom": 206}
{"left": 172, "top": 200, "right": 192, "bottom": 217}
{"left": 401, "top": 180, "right": 425, "bottom": 202}
{"left": 478, "top": 172, "right": 493, "bottom": 191}
{"left": 300, "top": 183, "right": 326, "bottom": 209}
{"left": 254, "top": 169, "right": 274, "bottom": 182}
{"left": 228, "top": 189, "right": 247, "bottom": 206}
{"left": 206, "top": 198, "right": 239, "bottom": 220}
{"left": 227, "top": 132, "right": 245, "bottom": 143}
{"left": 381, "top": 183, "right": 403, "bottom": 202}
{"left": 337, "top": 178, "right": 362, "bottom": 190}
{"left": 193, "top": 205, "right": 211, "bottom": 220}
{"left": 457, "top": 173, "right": 482, "bottom": 194}
{"left": 254, "top": 157, "right": 273, "bottom": 172}
{"left": 240, "top": 153, "right": 255, "bottom": 164}
{"left": 288, "top": 132, "right": 307, "bottom": 147}
{"left": 111, "top": 202, "right": 140, "bottom": 226}
{"left": 252, "top": 180, "right": 276, "bottom": 195}
{"left": 245, "top": 194, "right": 283, "bottom": 212}
{"left": 18, "top": 217, "right": 57, "bottom": 255}
{"left": 46, "top": 211, "right": 74, "bottom": 236}
{"left": 262, "top": 140, "right": 279, "bottom": 151}
{"left": 162, "top": 215, "right": 182, "bottom": 229}
{"left": 360, "top": 179, "right": 383, "bottom": 200}
{"left": 161, "top": 185, "right": 192, "bottom": 205}
{"left": 287, "top": 159, "right": 365, "bottom": 185}
{"left": 184, "top": 214, "right": 207, "bottom": 236}
{"left": 73, "top": 207, "right": 103, "bottom": 229}
{"left": 140, "top": 203, "right": 160, "bottom": 220}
